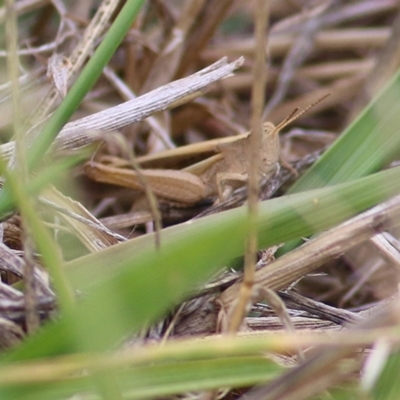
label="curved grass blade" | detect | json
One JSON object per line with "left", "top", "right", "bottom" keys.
{"left": 2, "top": 166, "right": 400, "bottom": 362}
{"left": 289, "top": 67, "right": 400, "bottom": 191}
{"left": 278, "top": 66, "right": 400, "bottom": 255}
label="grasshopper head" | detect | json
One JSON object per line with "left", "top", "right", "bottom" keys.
{"left": 260, "top": 94, "right": 330, "bottom": 170}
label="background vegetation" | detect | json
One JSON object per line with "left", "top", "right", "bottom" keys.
{"left": 0, "top": 0, "right": 400, "bottom": 399}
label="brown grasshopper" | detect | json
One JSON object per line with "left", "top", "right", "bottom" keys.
{"left": 84, "top": 97, "right": 327, "bottom": 206}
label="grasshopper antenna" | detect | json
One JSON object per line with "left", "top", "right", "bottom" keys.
{"left": 274, "top": 93, "right": 331, "bottom": 133}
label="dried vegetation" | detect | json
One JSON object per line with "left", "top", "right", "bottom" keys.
{"left": 1, "top": 0, "right": 400, "bottom": 399}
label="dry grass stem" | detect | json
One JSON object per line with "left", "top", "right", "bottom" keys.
{"left": 221, "top": 194, "right": 400, "bottom": 309}
{"left": 227, "top": 0, "right": 268, "bottom": 333}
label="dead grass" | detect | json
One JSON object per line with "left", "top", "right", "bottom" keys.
{"left": 1, "top": 0, "right": 400, "bottom": 399}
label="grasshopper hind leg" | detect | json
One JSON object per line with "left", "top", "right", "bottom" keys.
{"left": 215, "top": 172, "right": 248, "bottom": 203}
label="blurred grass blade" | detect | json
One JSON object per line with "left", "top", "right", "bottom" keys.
{"left": 3, "top": 166, "right": 400, "bottom": 361}
{"left": 0, "top": 356, "right": 282, "bottom": 400}
{"left": 289, "top": 66, "right": 400, "bottom": 192}
{"left": 0, "top": 156, "right": 74, "bottom": 314}
{"left": 0, "top": 0, "right": 145, "bottom": 220}
{"left": 279, "top": 66, "right": 400, "bottom": 254}
{"left": 371, "top": 349, "right": 400, "bottom": 400}
{"left": 0, "top": 153, "right": 89, "bottom": 219}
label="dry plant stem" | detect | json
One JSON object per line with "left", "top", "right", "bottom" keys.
{"left": 380, "top": 231, "right": 400, "bottom": 259}
{"left": 0, "top": 32, "right": 75, "bottom": 57}
{"left": 246, "top": 316, "right": 338, "bottom": 333}
{"left": 38, "top": 197, "right": 126, "bottom": 243}
{"left": 5, "top": 0, "right": 39, "bottom": 332}
{"left": 269, "top": 1, "right": 330, "bottom": 34}
{"left": 320, "top": 0, "right": 397, "bottom": 28}
{"left": 339, "top": 261, "right": 383, "bottom": 309}
{"left": 278, "top": 291, "right": 359, "bottom": 325}
{"left": 348, "top": 7, "right": 400, "bottom": 122}
{"left": 30, "top": 0, "right": 121, "bottom": 125}
{"left": 371, "top": 234, "right": 400, "bottom": 272}
{"left": 0, "top": 0, "right": 49, "bottom": 23}
{"left": 99, "top": 211, "right": 152, "bottom": 229}
{"left": 257, "top": 288, "right": 305, "bottom": 362}
{"left": 217, "top": 59, "right": 373, "bottom": 93}
{"left": 241, "top": 300, "right": 400, "bottom": 400}
{"left": 297, "top": 59, "right": 374, "bottom": 80}
{"left": 121, "top": 141, "right": 162, "bottom": 248}
{"left": 89, "top": 57, "right": 238, "bottom": 134}
{"left": 141, "top": 0, "right": 206, "bottom": 151}
{"left": 0, "top": 57, "right": 244, "bottom": 161}
{"left": 140, "top": 0, "right": 206, "bottom": 94}
{"left": 52, "top": 58, "right": 244, "bottom": 142}
{"left": 40, "top": 188, "right": 121, "bottom": 252}
{"left": 202, "top": 28, "right": 390, "bottom": 62}
{"left": 227, "top": 1, "right": 268, "bottom": 333}
{"left": 21, "top": 233, "right": 40, "bottom": 333}
{"left": 102, "top": 66, "right": 175, "bottom": 149}
{"left": 51, "top": 0, "right": 77, "bottom": 43}
{"left": 5, "top": 0, "right": 25, "bottom": 174}
{"left": 271, "top": 0, "right": 395, "bottom": 35}
{"left": 176, "top": 0, "right": 237, "bottom": 78}
{"left": 263, "top": 2, "right": 329, "bottom": 118}
{"left": 220, "top": 194, "right": 400, "bottom": 310}
{"left": 0, "top": 242, "right": 52, "bottom": 296}
{"left": 40, "top": 184, "right": 121, "bottom": 253}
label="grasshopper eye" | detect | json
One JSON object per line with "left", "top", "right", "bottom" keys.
{"left": 262, "top": 122, "right": 276, "bottom": 136}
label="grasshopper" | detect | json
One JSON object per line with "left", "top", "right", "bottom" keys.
{"left": 84, "top": 97, "right": 327, "bottom": 206}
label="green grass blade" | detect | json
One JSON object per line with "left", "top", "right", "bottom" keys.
{"left": 0, "top": 356, "right": 282, "bottom": 400}
{"left": 0, "top": 0, "right": 145, "bottom": 220}
{"left": 289, "top": 67, "right": 400, "bottom": 192}
{"left": 3, "top": 166, "right": 400, "bottom": 361}
{"left": 370, "top": 349, "right": 400, "bottom": 400}
{"left": 278, "top": 66, "right": 400, "bottom": 254}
